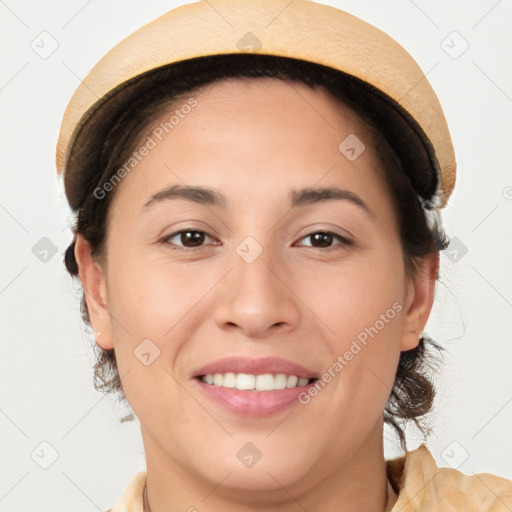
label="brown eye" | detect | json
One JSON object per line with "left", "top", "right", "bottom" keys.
{"left": 309, "top": 232, "right": 334, "bottom": 248}
{"left": 297, "top": 231, "right": 352, "bottom": 250}
{"left": 179, "top": 231, "right": 205, "bottom": 247}
{"left": 162, "top": 230, "right": 216, "bottom": 249}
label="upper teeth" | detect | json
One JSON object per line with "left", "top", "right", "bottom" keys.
{"left": 201, "top": 373, "right": 310, "bottom": 391}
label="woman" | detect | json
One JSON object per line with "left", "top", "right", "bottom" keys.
{"left": 56, "top": 0, "right": 512, "bottom": 510}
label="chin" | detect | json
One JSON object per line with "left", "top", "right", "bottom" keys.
{"left": 179, "top": 435, "right": 316, "bottom": 493}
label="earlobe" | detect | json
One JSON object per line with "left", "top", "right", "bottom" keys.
{"left": 400, "top": 252, "right": 439, "bottom": 352}
{"left": 74, "top": 235, "right": 114, "bottom": 350}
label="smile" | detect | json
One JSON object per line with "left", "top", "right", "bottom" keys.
{"left": 192, "top": 356, "right": 319, "bottom": 416}
{"left": 199, "top": 372, "right": 314, "bottom": 391}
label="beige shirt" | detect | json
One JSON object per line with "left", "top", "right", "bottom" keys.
{"left": 107, "top": 444, "right": 512, "bottom": 511}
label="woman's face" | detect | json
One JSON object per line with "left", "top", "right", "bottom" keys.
{"left": 78, "top": 77, "right": 435, "bottom": 496}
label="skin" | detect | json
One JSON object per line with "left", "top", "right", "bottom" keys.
{"left": 75, "top": 77, "right": 438, "bottom": 511}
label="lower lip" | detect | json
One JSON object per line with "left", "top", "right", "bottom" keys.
{"left": 195, "top": 379, "right": 314, "bottom": 417}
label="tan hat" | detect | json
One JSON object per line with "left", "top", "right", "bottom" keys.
{"left": 56, "top": 0, "right": 456, "bottom": 213}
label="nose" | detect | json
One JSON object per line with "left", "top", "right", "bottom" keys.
{"left": 213, "top": 248, "right": 301, "bottom": 339}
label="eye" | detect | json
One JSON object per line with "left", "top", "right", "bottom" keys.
{"left": 296, "top": 230, "right": 353, "bottom": 250}
{"left": 160, "top": 229, "right": 219, "bottom": 250}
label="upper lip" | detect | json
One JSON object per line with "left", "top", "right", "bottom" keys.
{"left": 192, "top": 356, "right": 319, "bottom": 380}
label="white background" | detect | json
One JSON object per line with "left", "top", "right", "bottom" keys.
{"left": 0, "top": 0, "right": 511, "bottom": 510}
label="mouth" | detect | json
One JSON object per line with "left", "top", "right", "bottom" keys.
{"left": 192, "top": 356, "right": 319, "bottom": 417}
{"left": 197, "top": 372, "right": 317, "bottom": 391}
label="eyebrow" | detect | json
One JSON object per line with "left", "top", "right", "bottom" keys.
{"left": 290, "top": 187, "right": 372, "bottom": 217}
{"left": 143, "top": 184, "right": 227, "bottom": 209}
{"left": 142, "top": 184, "right": 373, "bottom": 218}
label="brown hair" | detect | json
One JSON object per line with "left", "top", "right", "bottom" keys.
{"left": 64, "top": 54, "right": 447, "bottom": 451}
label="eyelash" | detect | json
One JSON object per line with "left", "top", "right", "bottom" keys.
{"left": 159, "top": 229, "right": 353, "bottom": 252}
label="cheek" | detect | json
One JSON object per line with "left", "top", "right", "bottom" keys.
{"left": 297, "top": 250, "right": 406, "bottom": 350}
{"left": 106, "top": 249, "right": 213, "bottom": 339}
{"left": 295, "top": 250, "right": 405, "bottom": 413}
{"left": 103, "top": 253, "right": 208, "bottom": 423}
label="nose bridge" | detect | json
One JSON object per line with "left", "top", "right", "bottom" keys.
{"left": 213, "top": 240, "right": 300, "bottom": 337}
{"left": 234, "top": 243, "right": 279, "bottom": 301}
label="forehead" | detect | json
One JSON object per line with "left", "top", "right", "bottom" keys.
{"left": 184, "top": 76, "right": 373, "bottom": 140}
{"left": 108, "top": 76, "right": 392, "bottom": 221}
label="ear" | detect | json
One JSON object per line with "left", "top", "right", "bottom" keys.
{"left": 400, "top": 251, "right": 439, "bottom": 351}
{"left": 74, "top": 234, "right": 114, "bottom": 350}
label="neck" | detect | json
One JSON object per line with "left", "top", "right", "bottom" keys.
{"left": 142, "top": 421, "right": 396, "bottom": 512}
